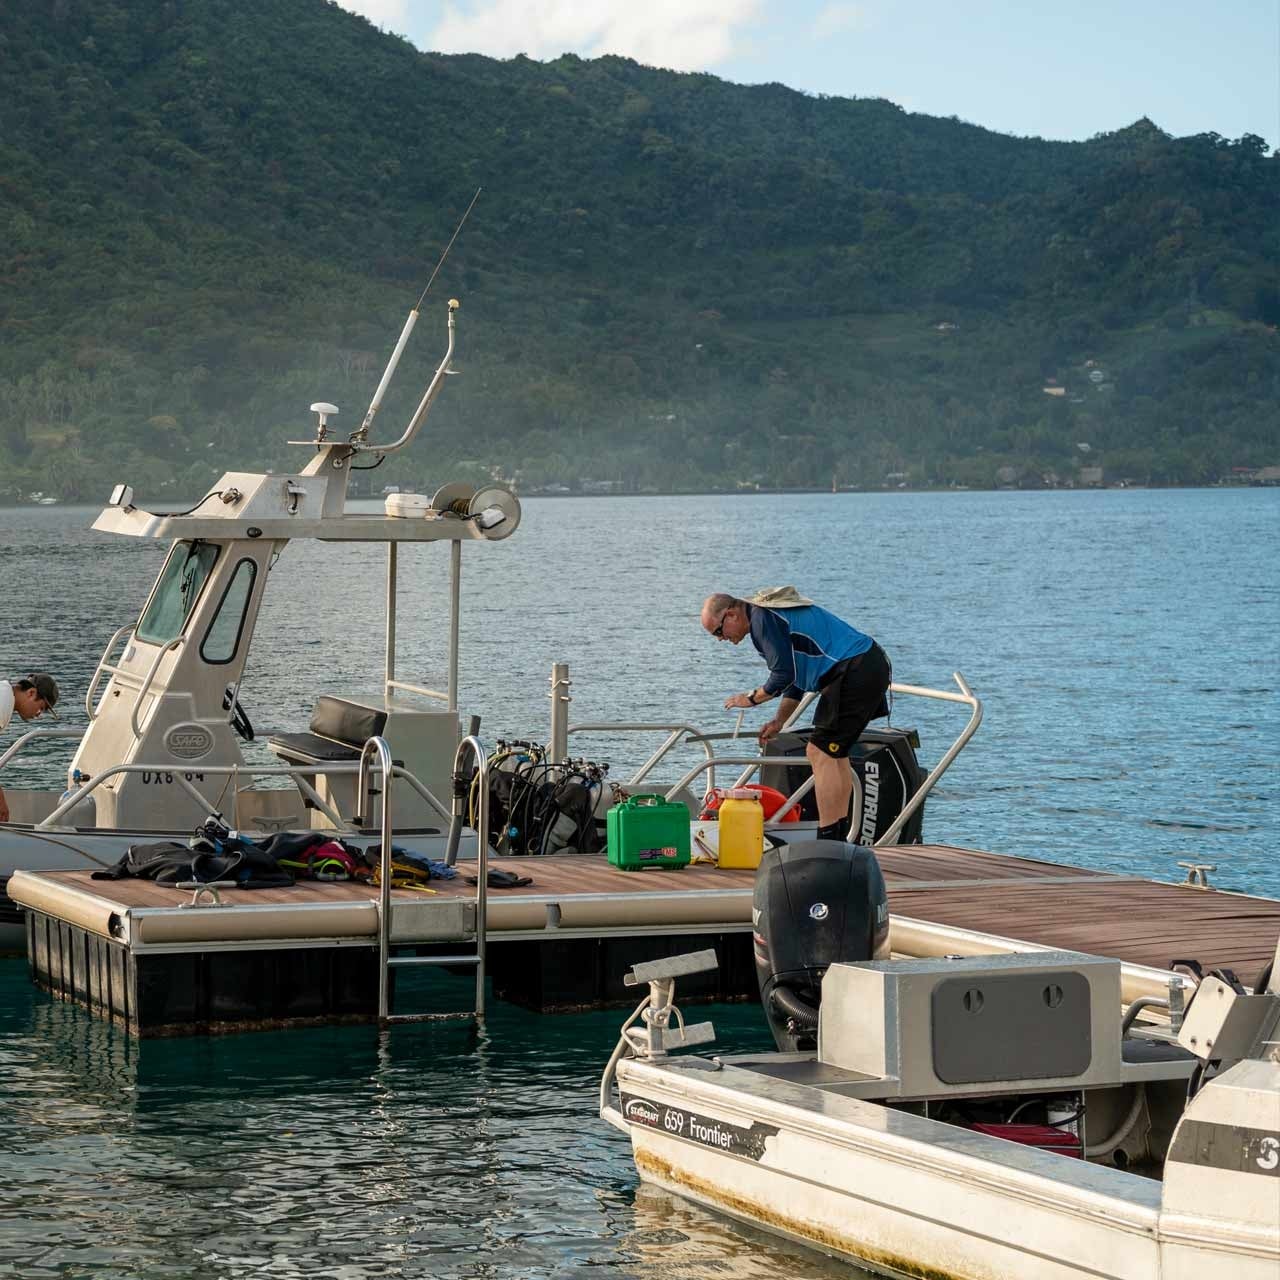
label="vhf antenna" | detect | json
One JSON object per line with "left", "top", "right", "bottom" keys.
{"left": 350, "top": 187, "right": 482, "bottom": 445}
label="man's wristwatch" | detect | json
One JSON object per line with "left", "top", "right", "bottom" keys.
{"left": 747, "top": 689, "right": 761, "bottom": 705}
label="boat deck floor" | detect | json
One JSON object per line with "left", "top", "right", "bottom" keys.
{"left": 19, "top": 843, "right": 1280, "bottom": 980}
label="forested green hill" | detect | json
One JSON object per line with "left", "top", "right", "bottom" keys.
{"left": 1, "top": 0, "right": 1276, "bottom": 499}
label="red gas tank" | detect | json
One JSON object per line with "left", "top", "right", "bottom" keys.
{"left": 700, "top": 783, "right": 801, "bottom": 823}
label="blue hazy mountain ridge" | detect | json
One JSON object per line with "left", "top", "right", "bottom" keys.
{"left": 0, "top": 0, "right": 1275, "bottom": 503}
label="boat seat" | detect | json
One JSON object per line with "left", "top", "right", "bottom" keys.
{"left": 266, "top": 696, "right": 403, "bottom": 767}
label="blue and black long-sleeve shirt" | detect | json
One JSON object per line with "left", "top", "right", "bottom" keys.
{"left": 748, "top": 604, "right": 874, "bottom": 700}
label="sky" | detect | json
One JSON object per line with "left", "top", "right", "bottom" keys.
{"left": 338, "top": 1, "right": 1279, "bottom": 149}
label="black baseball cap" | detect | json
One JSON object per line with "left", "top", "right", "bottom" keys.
{"left": 28, "top": 672, "right": 59, "bottom": 718}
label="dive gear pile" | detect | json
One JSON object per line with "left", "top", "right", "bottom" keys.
{"left": 90, "top": 819, "right": 458, "bottom": 888}
{"left": 470, "top": 740, "right": 615, "bottom": 856}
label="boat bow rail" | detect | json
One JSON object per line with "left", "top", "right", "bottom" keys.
{"left": 0, "top": 727, "right": 84, "bottom": 775}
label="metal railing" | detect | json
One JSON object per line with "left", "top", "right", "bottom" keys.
{"left": 371, "top": 733, "right": 489, "bottom": 1026}
{"left": 662, "top": 754, "right": 838, "bottom": 830}
{"left": 85, "top": 624, "right": 135, "bottom": 720}
{"left": 569, "top": 695, "right": 819, "bottom": 798}
{"left": 384, "top": 680, "right": 449, "bottom": 703}
{"left": 83, "top": 623, "right": 189, "bottom": 738}
{"left": 130, "top": 636, "right": 186, "bottom": 737}
{"left": 701, "top": 676, "right": 981, "bottom": 848}
{"left": 576, "top": 675, "right": 981, "bottom": 846}
{"left": 567, "top": 723, "right": 716, "bottom": 787}
{"left": 0, "top": 727, "right": 83, "bottom": 773}
{"left": 36, "top": 758, "right": 451, "bottom": 832}
{"left": 872, "top": 675, "right": 981, "bottom": 847}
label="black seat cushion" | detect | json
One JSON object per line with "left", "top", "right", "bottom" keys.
{"left": 310, "top": 696, "right": 387, "bottom": 745}
{"left": 266, "top": 732, "right": 363, "bottom": 763}
{"left": 265, "top": 731, "right": 404, "bottom": 767}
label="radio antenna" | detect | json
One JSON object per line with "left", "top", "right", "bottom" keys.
{"left": 417, "top": 187, "right": 481, "bottom": 309}
{"left": 352, "top": 187, "right": 482, "bottom": 444}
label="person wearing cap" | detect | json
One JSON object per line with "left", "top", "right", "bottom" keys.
{"left": 0, "top": 673, "right": 60, "bottom": 823}
{"left": 700, "top": 589, "right": 890, "bottom": 843}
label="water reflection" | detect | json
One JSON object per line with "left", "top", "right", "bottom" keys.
{"left": 608, "top": 1184, "right": 873, "bottom": 1279}
{"left": 0, "top": 962, "right": 862, "bottom": 1279}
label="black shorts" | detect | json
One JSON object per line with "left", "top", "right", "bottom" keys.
{"left": 811, "top": 643, "right": 891, "bottom": 758}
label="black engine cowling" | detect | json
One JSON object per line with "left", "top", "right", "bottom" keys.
{"left": 753, "top": 839, "right": 889, "bottom": 1051}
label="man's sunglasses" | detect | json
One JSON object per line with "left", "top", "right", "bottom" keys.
{"left": 711, "top": 611, "right": 730, "bottom": 638}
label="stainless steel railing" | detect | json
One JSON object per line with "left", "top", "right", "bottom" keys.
{"left": 576, "top": 675, "right": 980, "bottom": 845}
{"left": 36, "top": 759, "right": 450, "bottom": 832}
{"left": 873, "top": 674, "right": 981, "bottom": 847}
{"left": 0, "top": 727, "right": 84, "bottom": 772}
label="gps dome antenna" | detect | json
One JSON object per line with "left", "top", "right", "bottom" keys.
{"left": 350, "top": 187, "right": 482, "bottom": 448}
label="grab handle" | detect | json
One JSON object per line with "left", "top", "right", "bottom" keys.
{"left": 130, "top": 636, "right": 186, "bottom": 737}
{"left": 85, "top": 624, "right": 135, "bottom": 721}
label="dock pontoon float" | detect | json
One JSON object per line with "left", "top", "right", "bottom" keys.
{"left": 600, "top": 845, "right": 1280, "bottom": 1279}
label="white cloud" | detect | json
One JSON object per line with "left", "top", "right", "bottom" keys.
{"left": 429, "top": 0, "right": 764, "bottom": 72}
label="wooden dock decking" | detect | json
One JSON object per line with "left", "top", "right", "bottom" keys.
{"left": 13, "top": 843, "right": 1280, "bottom": 1034}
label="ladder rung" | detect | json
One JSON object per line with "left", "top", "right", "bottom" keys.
{"left": 382, "top": 1011, "right": 480, "bottom": 1024}
{"left": 387, "top": 953, "right": 481, "bottom": 968}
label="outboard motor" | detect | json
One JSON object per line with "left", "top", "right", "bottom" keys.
{"left": 753, "top": 840, "right": 889, "bottom": 1051}
{"left": 761, "top": 727, "right": 926, "bottom": 844}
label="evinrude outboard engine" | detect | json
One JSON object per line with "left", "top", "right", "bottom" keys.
{"left": 761, "top": 727, "right": 926, "bottom": 844}
{"left": 753, "top": 840, "right": 890, "bottom": 1051}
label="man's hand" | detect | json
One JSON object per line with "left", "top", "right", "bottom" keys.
{"left": 758, "top": 716, "right": 784, "bottom": 745}
{"left": 723, "top": 692, "right": 755, "bottom": 710}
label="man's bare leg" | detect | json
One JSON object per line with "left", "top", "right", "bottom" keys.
{"left": 806, "top": 743, "right": 853, "bottom": 828}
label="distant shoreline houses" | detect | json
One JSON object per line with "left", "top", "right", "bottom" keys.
{"left": 1225, "top": 466, "right": 1280, "bottom": 486}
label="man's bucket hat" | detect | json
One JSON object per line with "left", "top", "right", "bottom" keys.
{"left": 747, "top": 586, "right": 813, "bottom": 608}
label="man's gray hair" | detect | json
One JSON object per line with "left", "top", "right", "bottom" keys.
{"left": 704, "top": 592, "right": 743, "bottom": 615}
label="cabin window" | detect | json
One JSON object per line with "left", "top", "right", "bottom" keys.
{"left": 201, "top": 558, "right": 258, "bottom": 665}
{"left": 136, "top": 541, "right": 220, "bottom": 645}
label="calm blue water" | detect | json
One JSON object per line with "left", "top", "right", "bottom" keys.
{"left": 0, "top": 487, "right": 1276, "bottom": 1276}
{"left": 4, "top": 488, "right": 1276, "bottom": 890}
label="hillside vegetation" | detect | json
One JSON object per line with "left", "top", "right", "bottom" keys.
{"left": 1, "top": 0, "right": 1276, "bottom": 500}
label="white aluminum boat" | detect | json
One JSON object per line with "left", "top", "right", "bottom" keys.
{"left": 600, "top": 929, "right": 1280, "bottom": 1279}
{"left": 0, "top": 300, "right": 520, "bottom": 947}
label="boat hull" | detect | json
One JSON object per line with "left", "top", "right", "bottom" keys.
{"left": 614, "top": 1057, "right": 1277, "bottom": 1280}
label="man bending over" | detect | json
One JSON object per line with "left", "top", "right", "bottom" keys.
{"left": 701, "top": 588, "right": 890, "bottom": 843}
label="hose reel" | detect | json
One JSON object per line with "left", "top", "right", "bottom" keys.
{"left": 384, "top": 481, "right": 522, "bottom": 539}
{"left": 430, "top": 482, "right": 522, "bottom": 539}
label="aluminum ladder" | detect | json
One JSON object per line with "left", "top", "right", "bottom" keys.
{"left": 362, "top": 734, "right": 490, "bottom": 1025}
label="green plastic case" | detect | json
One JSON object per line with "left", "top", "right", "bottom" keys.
{"left": 606, "top": 795, "right": 690, "bottom": 871}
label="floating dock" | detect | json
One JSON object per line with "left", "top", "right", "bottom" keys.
{"left": 12, "top": 842, "right": 1279, "bottom": 1037}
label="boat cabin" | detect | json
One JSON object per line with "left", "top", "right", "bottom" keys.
{"left": 7, "top": 301, "right": 518, "bottom": 843}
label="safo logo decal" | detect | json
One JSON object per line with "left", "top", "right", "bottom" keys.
{"left": 165, "top": 723, "right": 215, "bottom": 760}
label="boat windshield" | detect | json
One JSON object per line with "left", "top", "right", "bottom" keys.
{"left": 136, "top": 540, "right": 220, "bottom": 645}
